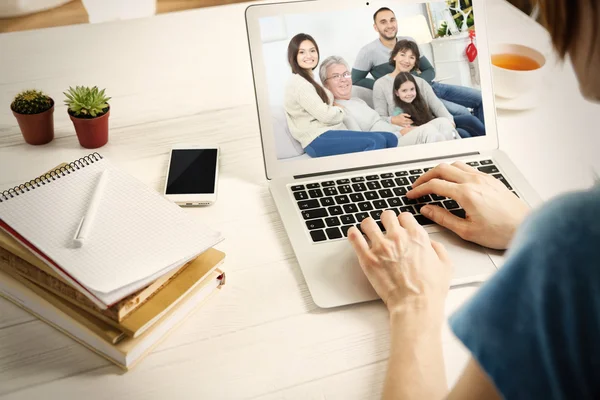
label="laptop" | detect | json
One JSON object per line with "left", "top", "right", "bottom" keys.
{"left": 245, "top": 0, "right": 542, "bottom": 308}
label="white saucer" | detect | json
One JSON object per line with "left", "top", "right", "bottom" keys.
{"left": 494, "top": 90, "right": 542, "bottom": 111}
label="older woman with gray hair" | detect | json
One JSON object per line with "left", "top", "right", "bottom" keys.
{"left": 283, "top": 33, "right": 397, "bottom": 157}
{"left": 320, "top": 56, "right": 457, "bottom": 145}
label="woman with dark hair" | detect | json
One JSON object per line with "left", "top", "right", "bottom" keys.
{"left": 390, "top": 72, "right": 458, "bottom": 140}
{"left": 284, "top": 33, "right": 398, "bottom": 158}
{"left": 347, "top": 0, "right": 600, "bottom": 398}
{"left": 373, "top": 39, "right": 485, "bottom": 138}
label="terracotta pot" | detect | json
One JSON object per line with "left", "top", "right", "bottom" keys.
{"left": 12, "top": 102, "right": 55, "bottom": 145}
{"left": 70, "top": 107, "right": 110, "bottom": 149}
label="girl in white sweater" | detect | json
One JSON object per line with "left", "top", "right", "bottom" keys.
{"left": 284, "top": 33, "right": 398, "bottom": 158}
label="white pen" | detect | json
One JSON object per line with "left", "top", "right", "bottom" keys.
{"left": 73, "top": 170, "right": 109, "bottom": 248}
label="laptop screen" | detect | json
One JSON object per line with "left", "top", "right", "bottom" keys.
{"left": 256, "top": 1, "right": 487, "bottom": 162}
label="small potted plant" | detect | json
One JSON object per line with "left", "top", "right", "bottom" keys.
{"left": 64, "top": 86, "right": 111, "bottom": 149}
{"left": 11, "top": 90, "right": 55, "bottom": 145}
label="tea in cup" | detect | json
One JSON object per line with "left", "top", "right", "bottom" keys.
{"left": 491, "top": 43, "right": 546, "bottom": 99}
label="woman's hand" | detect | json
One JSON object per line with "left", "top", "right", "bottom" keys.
{"left": 392, "top": 113, "right": 413, "bottom": 127}
{"left": 407, "top": 161, "right": 530, "bottom": 250}
{"left": 400, "top": 126, "right": 415, "bottom": 136}
{"left": 347, "top": 211, "right": 453, "bottom": 314}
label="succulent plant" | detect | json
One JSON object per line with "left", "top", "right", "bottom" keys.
{"left": 11, "top": 90, "right": 53, "bottom": 115}
{"left": 64, "top": 86, "right": 111, "bottom": 118}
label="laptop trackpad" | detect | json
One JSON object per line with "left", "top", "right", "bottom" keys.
{"left": 429, "top": 230, "right": 497, "bottom": 282}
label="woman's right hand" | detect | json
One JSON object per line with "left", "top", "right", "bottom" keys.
{"left": 406, "top": 162, "right": 530, "bottom": 250}
{"left": 392, "top": 113, "right": 413, "bottom": 127}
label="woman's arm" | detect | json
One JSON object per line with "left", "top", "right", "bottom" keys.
{"left": 417, "top": 77, "right": 453, "bottom": 122}
{"left": 294, "top": 78, "right": 345, "bottom": 124}
{"left": 373, "top": 79, "right": 393, "bottom": 123}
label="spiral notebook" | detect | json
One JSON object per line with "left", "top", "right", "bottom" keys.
{"left": 0, "top": 153, "right": 223, "bottom": 310}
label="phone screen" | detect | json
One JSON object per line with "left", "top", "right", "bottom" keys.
{"left": 165, "top": 149, "right": 218, "bottom": 195}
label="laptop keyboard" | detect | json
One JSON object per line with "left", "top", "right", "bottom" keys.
{"left": 289, "top": 160, "right": 518, "bottom": 243}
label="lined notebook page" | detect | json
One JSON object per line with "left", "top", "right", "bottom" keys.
{"left": 0, "top": 156, "right": 222, "bottom": 305}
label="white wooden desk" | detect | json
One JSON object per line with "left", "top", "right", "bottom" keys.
{"left": 0, "top": 1, "right": 598, "bottom": 398}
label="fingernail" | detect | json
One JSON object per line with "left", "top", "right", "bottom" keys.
{"left": 421, "top": 206, "right": 431, "bottom": 216}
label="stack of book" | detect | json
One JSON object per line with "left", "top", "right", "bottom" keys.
{"left": 0, "top": 154, "right": 226, "bottom": 370}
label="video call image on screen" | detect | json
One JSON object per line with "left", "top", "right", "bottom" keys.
{"left": 258, "top": 1, "right": 486, "bottom": 161}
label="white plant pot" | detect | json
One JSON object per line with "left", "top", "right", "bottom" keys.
{"left": 0, "top": 0, "right": 73, "bottom": 17}
{"left": 81, "top": 0, "right": 156, "bottom": 23}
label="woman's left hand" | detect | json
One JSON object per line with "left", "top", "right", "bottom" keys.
{"left": 347, "top": 211, "right": 453, "bottom": 313}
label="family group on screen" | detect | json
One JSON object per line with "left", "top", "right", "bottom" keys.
{"left": 283, "top": 7, "right": 485, "bottom": 158}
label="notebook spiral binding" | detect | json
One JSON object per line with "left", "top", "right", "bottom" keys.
{"left": 0, "top": 153, "right": 103, "bottom": 203}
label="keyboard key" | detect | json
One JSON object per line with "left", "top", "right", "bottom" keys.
{"left": 338, "top": 185, "right": 352, "bottom": 194}
{"left": 378, "top": 189, "right": 394, "bottom": 198}
{"left": 493, "top": 174, "right": 513, "bottom": 190}
{"left": 409, "top": 175, "right": 420, "bottom": 184}
{"left": 366, "top": 175, "right": 379, "bottom": 180}
{"left": 291, "top": 185, "right": 305, "bottom": 191}
{"left": 297, "top": 199, "right": 320, "bottom": 210}
{"left": 355, "top": 212, "right": 369, "bottom": 222}
{"left": 373, "top": 200, "right": 388, "bottom": 209}
{"left": 451, "top": 209, "right": 467, "bottom": 218}
{"left": 365, "top": 191, "right": 379, "bottom": 200}
{"left": 388, "top": 198, "right": 402, "bottom": 207}
{"left": 377, "top": 221, "right": 386, "bottom": 232}
{"left": 325, "top": 217, "right": 341, "bottom": 227}
{"left": 402, "top": 196, "right": 417, "bottom": 205}
{"left": 334, "top": 195, "right": 350, "bottom": 204}
{"left": 415, "top": 203, "right": 426, "bottom": 214}
{"left": 417, "top": 195, "right": 432, "bottom": 203}
{"left": 410, "top": 169, "right": 423, "bottom": 175}
{"left": 352, "top": 183, "right": 367, "bottom": 192}
{"left": 325, "top": 227, "right": 342, "bottom": 240}
{"left": 343, "top": 204, "right": 359, "bottom": 213}
{"left": 395, "top": 177, "right": 409, "bottom": 186}
{"left": 430, "top": 201, "right": 443, "bottom": 208}
{"left": 480, "top": 160, "right": 493, "bottom": 165}
{"left": 306, "top": 183, "right": 320, "bottom": 189}
{"left": 308, "top": 189, "right": 324, "bottom": 198}
{"left": 467, "top": 161, "right": 480, "bottom": 167}
{"left": 320, "top": 197, "right": 335, "bottom": 207}
{"left": 302, "top": 208, "right": 328, "bottom": 219}
{"left": 322, "top": 181, "right": 335, "bottom": 187}
{"left": 367, "top": 181, "right": 382, "bottom": 190}
{"left": 358, "top": 202, "right": 374, "bottom": 211}
{"left": 294, "top": 191, "right": 308, "bottom": 201}
{"left": 443, "top": 200, "right": 460, "bottom": 209}
{"left": 381, "top": 173, "right": 394, "bottom": 178}
{"left": 415, "top": 215, "right": 435, "bottom": 226}
{"left": 395, "top": 171, "right": 409, "bottom": 176}
{"left": 423, "top": 167, "right": 434, "bottom": 172}
{"left": 349, "top": 193, "right": 365, "bottom": 202}
{"left": 310, "top": 230, "right": 327, "bottom": 242}
{"left": 351, "top": 177, "right": 365, "bottom": 182}
{"left": 355, "top": 224, "right": 364, "bottom": 234}
{"left": 336, "top": 179, "right": 350, "bottom": 185}
{"left": 341, "top": 225, "right": 354, "bottom": 237}
{"left": 478, "top": 165, "right": 499, "bottom": 174}
{"left": 400, "top": 206, "right": 416, "bottom": 214}
{"left": 340, "top": 214, "right": 356, "bottom": 225}
{"left": 431, "top": 193, "right": 446, "bottom": 201}
{"left": 323, "top": 187, "right": 338, "bottom": 197}
{"left": 328, "top": 206, "right": 343, "bottom": 216}
{"left": 370, "top": 210, "right": 384, "bottom": 220}
{"left": 305, "top": 219, "right": 325, "bottom": 230}
{"left": 381, "top": 179, "right": 395, "bottom": 188}
{"left": 393, "top": 187, "right": 408, "bottom": 196}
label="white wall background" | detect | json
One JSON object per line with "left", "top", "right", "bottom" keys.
{"left": 259, "top": 1, "right": 435, "bottom": 107}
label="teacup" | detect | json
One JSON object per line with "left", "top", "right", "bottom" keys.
{"left": 491, "top": 43, "right": 547, "bottom": 99}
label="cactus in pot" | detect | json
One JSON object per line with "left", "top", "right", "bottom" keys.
{"left": 11, "top": 90, "right": 55, "bottom": 145}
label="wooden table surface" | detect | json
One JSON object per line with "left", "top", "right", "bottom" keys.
{"left": 0, "top": 1, "right": 598, "bottom": 398}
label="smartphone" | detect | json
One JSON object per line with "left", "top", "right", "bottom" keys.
{"left": 163, "top": 145, "right": 219, "bottom": 206}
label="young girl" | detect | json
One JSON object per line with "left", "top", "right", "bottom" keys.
{"left": 392, "top": 72, "right": 458, "bottom": 141}
{"left": 283, "top": 33, "right": 398, "bottom": 158}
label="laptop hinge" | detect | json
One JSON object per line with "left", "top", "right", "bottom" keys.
{"left": 293, "top": 151, "right": 481, "bottom": 180}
